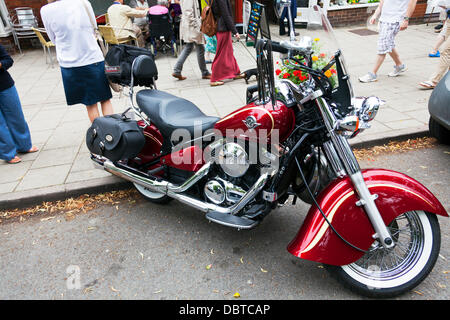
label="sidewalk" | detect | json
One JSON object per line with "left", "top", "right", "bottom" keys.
{"left": 0, "top": 23, "right": 440, "bottom": 209}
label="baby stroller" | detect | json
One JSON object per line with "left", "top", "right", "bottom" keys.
{"left": 147, "top": 13, "right": 178, "bottom": 57}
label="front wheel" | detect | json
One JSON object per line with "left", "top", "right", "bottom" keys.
{"left": 325, "top": 210, "right": 441, "bottom": 298}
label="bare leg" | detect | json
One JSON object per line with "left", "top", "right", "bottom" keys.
{"left": 86, "top": 103, "right": 100, "bottom": 123}
{"left": 372, "top": 54, "right": 386, "bottom": 75}
{"left": 388, "top": 48, "right": 402, "bottom": 66}
{"left": 430, "top": 35, "right": 445, "bottom": 54}
{"left": 100, "top": 99, "right": 114, "bottom": 117}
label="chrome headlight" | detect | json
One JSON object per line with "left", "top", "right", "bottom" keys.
{"left": 218, "top": 142, "right": 250, "bottom": 178}
{"left": 337, "top": 96, "right": 384, "bottom": 136}
{"left": 360, "top": 96, "right": 383, "bottom": 122}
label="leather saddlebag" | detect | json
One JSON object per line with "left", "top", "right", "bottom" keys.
{"left": 86, "top": 114, "right": 145, "bottom": 161}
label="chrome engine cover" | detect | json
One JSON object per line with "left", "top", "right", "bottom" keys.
{"left": 217, "top": 142, "right": 250, "bottom": 178}
{"left": 204, "top": 180, "right": 226, "bottom": 204}
{"left": 204, "top": 178, "right": 247, "bottom": 205}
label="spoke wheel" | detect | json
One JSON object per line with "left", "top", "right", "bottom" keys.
{"left": 326, "top": 211, "right": 441, "bottom": 298}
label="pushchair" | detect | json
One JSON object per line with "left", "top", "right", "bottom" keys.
{"left": 147, "top": 13, "right": 178, "bottom": 57}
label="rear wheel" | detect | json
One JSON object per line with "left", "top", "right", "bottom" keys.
{"left": 133, "top": 182, "right": 172, "bottom": 204}
{"left": 325, "top": 211, "right": 441, "bottom": 298}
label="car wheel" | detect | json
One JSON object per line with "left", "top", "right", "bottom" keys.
{"left": 429, "top": 117, "right": 450, "bottom": 145}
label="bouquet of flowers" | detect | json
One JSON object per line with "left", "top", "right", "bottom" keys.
{"left": 275, "top": 38, "right": 338, "bottom": 88}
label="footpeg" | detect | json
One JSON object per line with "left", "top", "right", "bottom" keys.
{"left": 206, "top": 211, "right": 259, "bottom": 230}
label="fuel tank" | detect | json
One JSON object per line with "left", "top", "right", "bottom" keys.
{"left": 214, "top": 100, "right": 295, "bottom": 143}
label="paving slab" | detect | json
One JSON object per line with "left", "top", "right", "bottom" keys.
{"left": 0, "top": 22, "right": 440, "bottom": 209}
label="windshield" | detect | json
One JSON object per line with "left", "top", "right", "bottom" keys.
{"left": 274, "top": 3, "right": 354, "bottom": 103}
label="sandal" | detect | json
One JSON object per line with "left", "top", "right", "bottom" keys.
{"left": 7, "top": 156, "right": 22, "bottom": 164}
{"left": 210, "top": 81, "right": 225, "bottom": 87}
{"left": 26, "top": 146, "right": 39, "bottom": 153}
{"left": 428, "top": 51, "right": 440, "bottom": 58}
{"left": 233, "top": 72, "right": 246, "bottom": 80}
{"left": 19, "top": 146, "right": 39, "bottom": 154}
{"left": 418, "top": 81, "right": 435, "bottom": 89}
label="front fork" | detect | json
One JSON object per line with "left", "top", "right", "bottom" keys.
{"left": 316, "top": 98, "right": 394, "bottom": 249}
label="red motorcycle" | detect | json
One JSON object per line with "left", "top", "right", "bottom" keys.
{"left": 87, "top": 4, "right": 447, "bottom": 298}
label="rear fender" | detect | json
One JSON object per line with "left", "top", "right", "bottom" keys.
{"left": 287, "top": 169, "right": 448, "bottom": 266}
{"left": 137, "top": 121, "right": 163, "bottom": 164}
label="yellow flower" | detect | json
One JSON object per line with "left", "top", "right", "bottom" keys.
{"left": 312, "top": 56, "right": 319, "bottom": 62}
{"left": 314, "top": 38, "right": 320, "bottom": 42}
{"left": 325, "top": 70, "right": 332, "bottom": 78}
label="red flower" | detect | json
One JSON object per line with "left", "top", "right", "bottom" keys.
{"left": 320, "top": 53, "right": 326, "bottom": 58}
{"left": 275, "top": 69, "right": 282, "bottom": 76}
{"left": 331, "top": 69, "right": 337, "bottom": 74}
{"left": 283, "top": 73, "right": 290, "bottom": 79}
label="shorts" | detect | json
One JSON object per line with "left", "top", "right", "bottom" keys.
{"left": 377, "top": 21, "right": 400, "bottom": 54}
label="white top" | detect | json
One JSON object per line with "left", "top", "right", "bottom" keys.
{"left": 379, "top": 0, "right": 410, "bottom": 23}
{"left": 133, "top": 1, "right": 149, "bottom": 26}
{"left": 41, "top": 0, "right": 104, "bottom": 68}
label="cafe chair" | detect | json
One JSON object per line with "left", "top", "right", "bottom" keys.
{"left": 31, "top": 27, "right": 55, "bottom": 68}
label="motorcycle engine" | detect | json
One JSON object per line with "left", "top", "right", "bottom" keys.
{"left": 217, "top": 142, "right": 250, "bottom": 178}
{"left": 204, "top": 142, "right": 260, "bottom": 206}
{"left": 204, "top": 178, "right": 246, "bottom": 205}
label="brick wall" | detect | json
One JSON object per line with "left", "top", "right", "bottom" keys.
{"left": 327, "top": 0, "right": 429, "bottom": 27}
{"left": 327, "top": 6, "right": 375, "bottom": 27}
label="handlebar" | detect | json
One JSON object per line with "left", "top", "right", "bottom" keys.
{"left": 271, "top": 41, "right": 289, "bottom": 54}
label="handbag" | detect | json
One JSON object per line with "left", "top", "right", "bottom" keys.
{"left": 80, "top": 0, "right": 122, "bottom": 93}
{"left": 201, "top": 0, "right": 217, "bottom": 37}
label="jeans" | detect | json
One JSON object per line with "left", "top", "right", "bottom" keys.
{"left": 173, "top": 42, "right": 209, "bottom": 76}
{"left": 0, "top": 85, "right": 32, "bottom": 161}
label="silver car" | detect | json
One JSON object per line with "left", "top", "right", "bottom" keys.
{"left": 428, "top": 70, "right": 450, "bottom": 144}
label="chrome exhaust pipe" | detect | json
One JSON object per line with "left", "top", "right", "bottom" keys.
{"left": 100, "top": 159, "right": 271, "bottom": 216}
{"left": 103, "top": 160, "right": 211, "bottom": 194}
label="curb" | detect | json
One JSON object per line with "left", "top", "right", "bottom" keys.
{"left": 0, "top": 130, "right": 431, "bottom": 211}
{"left": 0, "top": 176, "right": 132, "bottom": 211}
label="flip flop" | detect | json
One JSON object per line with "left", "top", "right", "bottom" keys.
{"left": 19, "top": 146, "right": 39, "bottom": 154}
{"left": 26, "top": 146, "right": 39, "bottom": 153}
{"left": 210, "top": 81, "right": 225, "bottom": 87}
{"left": 7, "top": 156, "right": 22, "bottom": 164}
{"left": 418, "top": 81, "right": 435, "bottom": 89}
{"left": 428, "top": 51, "right": 440, "bottom": 57}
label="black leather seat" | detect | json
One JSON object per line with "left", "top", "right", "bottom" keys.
{"left": 136, "top": 90, "right": 219, "bottom": 142}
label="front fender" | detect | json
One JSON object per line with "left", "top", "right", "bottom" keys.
{"left": 287, "top": 169, "right": 448, "bottom": 266}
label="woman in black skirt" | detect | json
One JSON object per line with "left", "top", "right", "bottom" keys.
{"left": 41, "top": 0, "right": 114, "bottom": 123}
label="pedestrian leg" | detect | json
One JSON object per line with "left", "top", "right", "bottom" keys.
{"left": 173, "top": 42, "right": 194, "bottom": 76}
{"left": 195, "top": 44, "right": 210, "bottom": 77}
{"left": 430, "top": 39, "right": 450, "bottom": 84}
{"left": 100, "top": 99, "right": 114, "bottom": 117}
{"left": 388, "top": 48, "right": 402, "bottom": 66}
{"left": 430, "top": 20, "right": 450, "bottom": 85}
{"left": 0, "top": 85, "right": 32, "bottom": 155}
{"left": 0, "top": 107, "right": 18, "bottom": 161}
{"left": 86, "top": 103, "right": 101, "bottom": 123}
{"left": 372, "top": 53, "right": 387, "bottom": 75}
